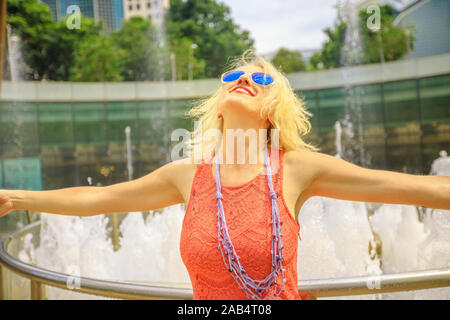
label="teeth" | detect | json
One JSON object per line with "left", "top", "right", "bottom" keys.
{"left": 233, "top": 88, "right": 250, "bottom": 95}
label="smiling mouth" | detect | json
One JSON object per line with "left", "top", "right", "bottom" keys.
{"left": 230, "top": 87, "right": 254, "bottom": 96}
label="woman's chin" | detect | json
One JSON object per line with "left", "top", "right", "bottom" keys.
{"left": 220, "top": 96, "right": 257, "bottom": 114}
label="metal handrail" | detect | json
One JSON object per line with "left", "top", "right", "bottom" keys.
{"left": 0, "top": 221, "right": 449, "bottom": 299}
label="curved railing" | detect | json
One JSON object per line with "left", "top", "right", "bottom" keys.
{"left": 1, "top": 221, "right": 449, "bottom": 299}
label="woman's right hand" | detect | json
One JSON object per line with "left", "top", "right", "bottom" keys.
{"left": 0, "top": 158, "right": 190, "bottom": 218}
{"left": 0, "top": 190, "right": 15, "bottom": 218}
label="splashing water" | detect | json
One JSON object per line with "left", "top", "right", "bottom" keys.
{"left": 17, "top": 149, "right": 449, "bottom": 299}
{"left": 430, "top": 151, "right": 450, "bottom": 176}
{"left": 337, "top": 0, "right": 369, "bottom": 167}
{"left": 125, "top": 126, "right": 133, "bottom": 181}
{"left": 6, "top": 24, "right": 26, "bottom": 82}
{"left": 10, "top": 0, "right": 449, "bottom": 298}
{"left": 334, "top": 121, "right": 343, "bottom": 159}
{"left": 19, "top": 205, "right": 190, "bottom": 299}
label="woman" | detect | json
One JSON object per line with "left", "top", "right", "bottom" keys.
{"left": 0, "top": 50, "right": 449, "bottom": 300}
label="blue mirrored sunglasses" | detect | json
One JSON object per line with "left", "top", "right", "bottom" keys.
{"left": 221, "top": 70, "right": 275, "bottom": 86}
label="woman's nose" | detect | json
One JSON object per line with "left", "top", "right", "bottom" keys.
{"left": 237, "top": 74, "right": 251, "bottom": 85}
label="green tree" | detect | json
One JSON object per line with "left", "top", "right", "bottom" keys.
{"left": 359, "top": 5, "right": 415, "bottom": 63}
{"left": 322, "top": 21, "right": 348, "bottom": 69}
{"left": 309, "top": 4, "right": 415, "bottom": 70}
{"left": 309, "top": 51, "right": 324, "bottom": 70}
{"left": 6, "top": 0, "right": 102, "bottom": 80}
{"left": 111, "top": 16, "right": 161, "bottom": 81}
{"left": 271, "top": 48, "right": 306, "bottom": 73}
{"left": 168, "top": 36, "right": 206, "bottom": 80}
{"left": 7, "top": 0, "right": 56, "bottom": 80}
{"left": 309, "top": 21, "right": 347, "bottom": 70}
{"left": 46, "top": 17, "right": 103, "bottom": 80}
{"left": 166, "top": 0, "right": 254, "bottom": 78}
{"left": 69, "top": 35, "right": 124, "bottom": 82}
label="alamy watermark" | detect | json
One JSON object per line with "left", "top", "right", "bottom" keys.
{"left": 66, "top": 264, "right": 81, "bottom": 290}
{"left": 170, "top": 121, "right": 280, "bottom": 173}
{"left": 366, "top": 5, "right": 381, "bottom": 32}
{"left": 365, "top": 264, "right": 381, "bottom": 290}
{"left": 366, "top": 275, "right": 381, "bottom": 290}
{"left": 66, "top": 5, "right": 81, "bottom": 30}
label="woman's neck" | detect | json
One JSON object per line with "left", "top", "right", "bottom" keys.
{"left": 217, "top": 120, "right": 268, "bottom": 166}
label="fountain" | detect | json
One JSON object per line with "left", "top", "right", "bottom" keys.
{"left": 125, "top": 126, "right": 133, "bottom": 181}
{"left": 9, "top": 110, "right": 448, "bottom": 299}
{"left": 4, "top": 25, "right": 25, "bottom": 159}
{"left": 430, "top": 151, "right": 450, "bottom": 176}
{"left": 0, "top": 25, "right": 43, "bottom": 235}
{"left": 8, "top": 145, "right": 447, "bottom": 299}
{"left": 337, "top": 0, "right": 368, "bottom": 166}
{"left": 1, "top": 2, "right": 449, "bottom": 300}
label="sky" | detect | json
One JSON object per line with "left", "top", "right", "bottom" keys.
{"left": 220, "top": 0, "right": 339, "bottom": 55}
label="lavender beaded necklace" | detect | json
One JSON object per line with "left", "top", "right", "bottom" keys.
{"left": 215, "top": 145, "right": 285, "bottom": 300}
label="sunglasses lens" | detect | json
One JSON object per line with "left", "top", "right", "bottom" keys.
{"left": 252, "top": 73, "right": 274, "bottom": 85}
{"left": 222, "top": 71, "right": 245, "bottom": 82}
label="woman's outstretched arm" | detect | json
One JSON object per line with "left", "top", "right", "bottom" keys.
{"left": 0, "top": 160, "right": 185, "bottom": 217}
{"left": 295, "top": 150, "right": 450, "bottom": 210}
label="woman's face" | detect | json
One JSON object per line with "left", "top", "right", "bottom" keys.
{"left": 217, "top": 64, "right": 271, "bottom": 122}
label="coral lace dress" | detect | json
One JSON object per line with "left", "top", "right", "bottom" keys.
{"left": 180, "top": 148, "right": 308, "bottom": 300}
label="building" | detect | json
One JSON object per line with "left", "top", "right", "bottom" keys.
{"left": 41, "top": 0, "right": 59, "bottom": 21}
{"left": 349, "top": 0, "right": 449, "bottom": 59}
{"left": 393, "top": 0, "right": 450, "bottom": 59}
{"left": 123, "top": 0, "right": 170, "bottom": 24}
{"left": 40, "top": 0, "right": 125, "bottom": 31}
{"left": 354, "top": 0, "right": 413, "bottom": 12}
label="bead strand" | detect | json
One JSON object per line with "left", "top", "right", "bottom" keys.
{"left": 215, "top": 145, "right": 285, "bottom": 300}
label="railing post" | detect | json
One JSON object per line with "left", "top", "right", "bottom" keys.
{"left": 0, "top": 0, "right": 7, "bottom": 91}
{"left": 0, "top": 264, "right": 4, "bottom": 299}
{"left": 30, "top": 279, "right": 44, "bottom": 300}
{"left": 26, "top": 210, "right": 33, "bottom": 225}
{"left": 112, "top": 213, "right": 120, "bottom": 251}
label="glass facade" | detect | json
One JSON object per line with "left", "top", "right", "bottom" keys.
{"left": 97, "top": 0, "right": 125, "bottom": 30}
{"left": 0, "top": 74, "right": 449, "bottom": 235}
{"left": 57, "top": 0, "right": 95, "bottom": 19}
{"left": 112, "top": 0, "right": 125, "bottom": 30}
{"left": 40, "top": 0, "right": 124, "bottom": 31}
{"left": 300, "top": 74, "right": 450, "bottom": 174}
{"left": 397, "top": 0, "right": 450, "bottom": 59}
{"left": 0, "top": 74, "right": 449, "bottom": 193}
{"left": 0, "top": 98, "right": 194, "bottom": 191}
{"left": 40, "top": 0, "right": 59, "bottom": 21}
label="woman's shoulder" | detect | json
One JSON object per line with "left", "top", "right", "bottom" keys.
{"left": 160, "top": 155, "right": 203, "bottom": 200}
{"left": 283, "top": 148, "right": 322, "bottom": 180}
{"left": 167, "top": 154, "right": 210, "bottom": 184}
{"left": 168, "top": 155, "right": 200, "bottom": 174}
{"left": 283, "top": 147, "right": 320, "bottom": 165}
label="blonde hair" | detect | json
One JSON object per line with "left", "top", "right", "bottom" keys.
{"left": 186, "top": 49, "right": 320, "bottom": 160}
